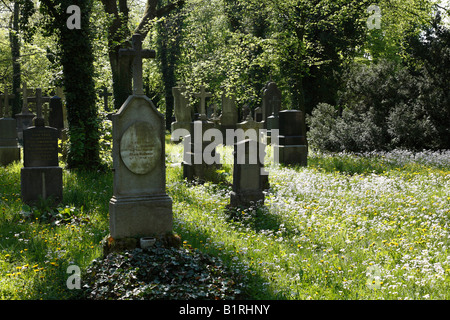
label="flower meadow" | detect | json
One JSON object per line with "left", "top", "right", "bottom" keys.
{"left": 0, "top": 144, "right": 449, "bottom": 300}
{"left": 168, "top": 146, "right": 450, "bottom": 299}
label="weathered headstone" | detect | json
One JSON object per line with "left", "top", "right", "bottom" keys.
{"left": 21, "top": 117, "right": 62, "bottom": 205}
{"left": 15, "top": 83, "right": 35, "bottom": 143}
{"left": 0, "top": 86, "right": 15, "bottom": 118}
{"left": 230, "top": 138, "right": 266, "bottom": 207}
{"left": 0, "top": 118, "right": 21, "bottom": 166}
{"left": 261, "top": 82, "right": 281, "bottom": 125}
{"left": 182, "top": 114, "right": 220, "bottom": 181}
{"left": 109, "top": 34, "right": 172, "bottom": 240}
{"left": 193, "top": 85, "right": 212, "bottom": 117}
{"left": 273, "top": 110, "right": 308, "bottom": 166}
{"left": 99, "top": 86, "right": 113, "bottom": 112}
{"left": 235, "top": 115, "right": 269, "bottom": 190}
{"left": 220, "top": 89, "right": 238, "bottom": 131}
{"left": 171, "top": 82, "right": 192, "bottom": 139}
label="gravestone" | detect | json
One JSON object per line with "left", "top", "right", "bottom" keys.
{"left": 21, "top": 117, "right": 62, "bottom": 205}
{"left": 28, "top": 88, "right": 51, "bottom": 119}
{"left": 109, "top": 34, "right": 172, "bottom": 240}
{"left": 0, "top": 118, "right": 21, "bottom": 166}
{"left": 171, "top": 82, "right": 192, "bottom": 140}
{"left": 273, "top": 110, "right": 308, "bottom": 166}
{"left": 48, "top": 96, "right": 64, "bottom": 136}
{"left": 99, "top": 86, "right": 113, "bottom": 112}
{"left": 15, "top": 83, "right": 36, "bottom": 143}
{"left": 261, "top": 82, "right": 281, "bottom": 126}
{"left": 220, "top": 89, "right": 238, "bottom": 131}
{"left": 229, "top": 138, "right": 266, "bottom": 207}
{"left": 193, "top": 85, "right": 212, "bottom": 117}
{"left": 0, "top": 86, "right": 15, "bottom": 118}
{"left": 254, "top": 106, "right": 263, "bottom": 122}
{"left": 182, "top": 114, "right": 220, "bottom": 181}
{"left": 236, "top": 115, "right": 269, "bottom": 190}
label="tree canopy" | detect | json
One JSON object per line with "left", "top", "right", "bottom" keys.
{"left": 0, "top": 0, "right": 448, "bottom": 166}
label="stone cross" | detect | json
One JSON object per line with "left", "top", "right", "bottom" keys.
{"left": 18, "top": 83, "right": 33, "bottom": 114}
{"left": 99, "top": 86, "right": 112, "bottom": 111}
{"left": 193, "top": 85, "right": 212, "bottom": 116}
{"left": 0, "top": 86, "right": 15, "bottom": 118}
{"left": 119, "top": 34, "right": 156, "bottom": 95}
{"left": 43, "top": 103, "right": 50, "bottom": 124}
{"left": 28, "top": 88, "right": 51, "bottom": 120}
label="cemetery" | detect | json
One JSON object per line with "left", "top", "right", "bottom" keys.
{"left": 0, "top": 0, "right": 449, "bottom": 304}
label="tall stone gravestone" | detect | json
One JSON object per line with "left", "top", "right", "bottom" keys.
{"left": 273, "top": 110, "right": 308, "bottom": 166}
{"left": 109, "top": 34, "right": 172, "bottom": 240}
{"left": 262, "top": 82, "right": 281, "bottom": 144}
{"left": 171, "top": 82, "right": 191, "bottom": 141}
{"left": 21, "top": 117, "right": 62, "bottom": 205}
{"left": 220, "top": 89, "right": 238, "bottom": 133}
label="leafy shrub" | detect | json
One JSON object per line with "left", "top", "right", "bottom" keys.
{"left": 82, "top": 245, "right": 245, "bottom": 300}
{"left": 307, "top": 16, "right": 450, "bottom": 152}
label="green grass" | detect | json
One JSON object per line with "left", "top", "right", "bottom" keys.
{"left": 0, "top": 141, "right": 449, "bottom": 299}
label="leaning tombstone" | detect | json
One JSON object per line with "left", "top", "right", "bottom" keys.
{"left": 273, "top": 110, "right": 308, "bottom": 166}
{"left": 108, "top": 34, "right": 173, "bottom": 244}
{"left": 21, "top": 117, "right": 63, "bottom": 205}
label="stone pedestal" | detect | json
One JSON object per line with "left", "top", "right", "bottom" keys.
{"left": 109, "top": 194, "right": 172, "bottom": 239}
{"left": 21, "top": 167, "right": 63, "bottom": 204}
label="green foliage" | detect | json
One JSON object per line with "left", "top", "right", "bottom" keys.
{"left": 308, "top": 15, "right": 450, "bottom": 153}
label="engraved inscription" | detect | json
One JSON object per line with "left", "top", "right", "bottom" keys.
{"left": 120, "top": 121, "right": 161, "bottom": 175}
{"left": 24, "top": 128, "right": 58, "bottom": 167}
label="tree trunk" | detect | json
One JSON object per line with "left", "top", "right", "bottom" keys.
{"left": 58, "top": 0, "right": 100, "bottom": 169}
{"left": 10, "top": 1, "right": 21, "bottom": 117}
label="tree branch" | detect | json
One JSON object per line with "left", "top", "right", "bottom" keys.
{"left": 134, "top": 0, "right": 185, "bottom": 40}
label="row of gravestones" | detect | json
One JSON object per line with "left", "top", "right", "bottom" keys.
{"left": 0, "top": 35, "right": 309, "bottom": 255}
{"left": 171, "top": 81, "right": 284, "bottom": 136}
{"left": 0, "top": 83, "right": 64, "bottom": 206}
{"left": 172, "top": 80, "right": 308, "bottom": 168}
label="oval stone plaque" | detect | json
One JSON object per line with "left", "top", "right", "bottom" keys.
{"left": 120, "top": 121, "right": 161, "bottom": 175}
